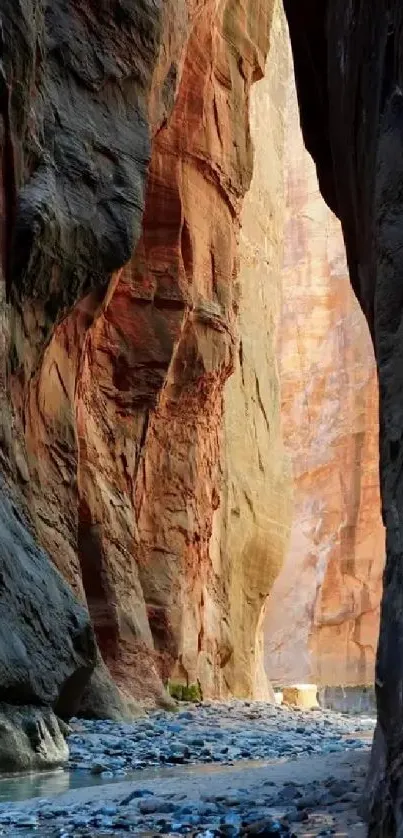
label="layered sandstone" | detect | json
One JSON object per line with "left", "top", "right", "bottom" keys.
{"left": 0, "top": 0, "right": 291, "bottom": 715}
{"left": 0, "top": 0, "right": 179, "bottom": 718}
{"left": 69, "top": 0, "right": 290, "bottom": 702}
{"left": 264, "top": 76, "right": 384, "bottom": 690}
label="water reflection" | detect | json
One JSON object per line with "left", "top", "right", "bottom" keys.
{"left": 0, "top": 769, "right": 70, "bottom": 803}
{"left": 0, "top": 757, "right": 291, "bottom": 805}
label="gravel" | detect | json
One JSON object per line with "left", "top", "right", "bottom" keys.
{"left": 0, "top": 700, "right": 374, "bottom": 836}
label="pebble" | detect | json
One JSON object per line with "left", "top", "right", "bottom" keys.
{"left": 65, "top": 701, "right": 374, "bottom": 777}
{"left": 0, "top": 700, "right": 374, "bottom": 837}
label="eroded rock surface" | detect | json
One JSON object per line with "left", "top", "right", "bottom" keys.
{"left": 0, "top": 706, "right": 69, "bottom": 773}
{"left": 283, "top": 1, "right": 403, "bottom": 833}
{"left": 0, "top": 0, "right": 170, "bottom": 731}
{"left": 0, "top": 0, "right": 291, "bottom": 714}
{"left": 0, "top": 479, "right": 96, "bottom": 769}
{"left": 265, "top": 74, "right": 383, "bottom": 690}
{"left": 69, "top": 0, "right": 289, "bottom": 702}
{"left": 212, "top": 0, "right": 291, "bottom": 699}
{"left": 0, "top": 487, "right": 95, "bottom": 715}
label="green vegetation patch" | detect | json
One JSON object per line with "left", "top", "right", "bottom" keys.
{"left": 167, "top": 681, "right": 203, "bottom": 702}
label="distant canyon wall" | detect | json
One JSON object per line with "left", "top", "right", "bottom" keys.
{"left": 264, "top": 74, "right": 384, "bottom": 689}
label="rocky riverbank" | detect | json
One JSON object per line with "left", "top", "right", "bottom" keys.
{"left": 0, "top": 701, "right": 374, "bottom": 836}
{"left": 68, "top": 700, "right": 374, "bottom": 776}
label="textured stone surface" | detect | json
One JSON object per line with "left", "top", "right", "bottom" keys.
{"left": 0, "top": 0, "right": 290, "bottom": 710}
{"left": 283, "top": 1, "right": 403, "bottom": 831}
{"left": 77, "top": 0, "right": 289, "bottom": 701}
{"left": 0, "top": 483, "right": 95, "bottom": 717}
{"left": 214, "top": 0, "right": 291, "bottom": 699}
{"left": 0, "top": 0, "right": 173, "bottom": 722}
{"left": 282, "top": 685, "right": 319, "bottom": 709}
{"left": 265, "top": 75, "right": 384, "bottom": 690}
{"left": 0, "top": 705, "right": 68, "bottom": 773}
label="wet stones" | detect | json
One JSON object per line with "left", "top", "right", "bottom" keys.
{"left": 67, "top": 700, "right": 374, "bottom": 777}
{"left": 0, "top": 701, "right": 372, "bottom": 837}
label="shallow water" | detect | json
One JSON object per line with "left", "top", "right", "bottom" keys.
{"left": 0, "top": 768, "right": 100, "bottom": 803}
{"left": 0, "top": 756, "right": 292, "bottom": 805}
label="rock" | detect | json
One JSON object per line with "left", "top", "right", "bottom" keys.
{"left": 242, "top": 817, "right": 293, "bottom": 836}
{"left": 77, "top": 658, "right": 142, "bottom": 721}
{"left": 282, "top": 686, "right": 319, "bottom": 710}
{"left": 0, "top": 0, "right": 164, "bottom": 719}
{"left": 0, "top": 0, "right": 292, "bottom": 710}
{"left": 297, "top": 794, "right": 321, "bottom": 810}
{"left": 326, "top": 781, "right": 350, "bottom": 799}
{"left": 63, "top": 700, "right": 374, "bottom": 778}
{"left": 210, "top": 0, "right": 291, "bottom": 701}
{"left": 0, "top": 701, "right": 370, "bottom": 836}
{"left": 318, "top": 686, "right": 377, "bottom": 716}
{"left": 284, "top": 1, "right": 403, "bottom": 830}
{"left": 0, "top": 487, "right": 96, "bottom": 723}
{"left": 90, "top": 762, "right": 107, "bottom": 776}
{"left": 0, "top": 705, "right": 68, "bottom": 772}
{"left": 0, "top": 0, "right": 385, "bottom": 762}
{"left": 138, "top": 798, "right": 176, "bottom": 815}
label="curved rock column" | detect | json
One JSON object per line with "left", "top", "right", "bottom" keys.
{"left": 216, "top": 0, "right": 291, "bottom": 699}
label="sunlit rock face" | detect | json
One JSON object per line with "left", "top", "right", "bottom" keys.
{"left": 264, "top": 73, "right": 384, "bottom": 690}
{"left": 214, "top": 0, "right": 291, "bottom": 700}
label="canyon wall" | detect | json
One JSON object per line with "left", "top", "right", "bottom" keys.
{"left": 214, "top": 0, "right": 291, "bottom": 700}
{"left": 283, "top": 1, "right": 402, "bottom": 832}
{"left": 0, "top": 0, "right": 291, "bottom": 726}
{"left": 264, "top": 76, "right": 384, "bottom": 690}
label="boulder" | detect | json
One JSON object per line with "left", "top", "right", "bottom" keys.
{"left": 282, "top": 685, "right": 319, "bottom": 710}
{"left": 0, "top": 705, "right": 68, "bottom": 772}
{"left": 0, "top": 484, "right": 96, "bottom": 717}
{"left": 78, "top": 658, "right": 143, "bottom": 722}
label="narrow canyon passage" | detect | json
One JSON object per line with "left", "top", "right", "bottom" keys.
{"left": 0, "top": 0, "right": 395, "bottom": 836}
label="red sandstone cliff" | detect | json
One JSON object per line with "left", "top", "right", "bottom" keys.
{"left": 1, "top": 0, "right": 291, "bottom": 711}
{"left": 1, "top": 0, "right": 383, "bottom": 731}
{"left": 264, "top": 75, "right": 384, "bottom": 689}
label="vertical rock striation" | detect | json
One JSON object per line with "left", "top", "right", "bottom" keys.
{"left": 0, "top": 0, "right": 291, "bottom": 715}
{"left": 0, "top": 0, "right": 178, "bottom": 717}
{"left": 265, "top": 74, "right": 384, "bottom": 690}
{"left": 214, "top": 0, "right": 291, "bottom": 699}
{"left": 71, "top": 0, "right": 290, "bottom": 702}
{"left": 284, "top": 1, "right": 403, "bottom": 832}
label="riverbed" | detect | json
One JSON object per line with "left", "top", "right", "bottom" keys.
{"left": 0, "top": 700, "right": 375, "bottom": 836}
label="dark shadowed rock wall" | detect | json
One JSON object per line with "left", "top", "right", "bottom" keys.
{"left": 284, "top": 2, "right": 403, "bottom": 834}
{"left": 0, "top": 0, "right": 168, "bottom": 752}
